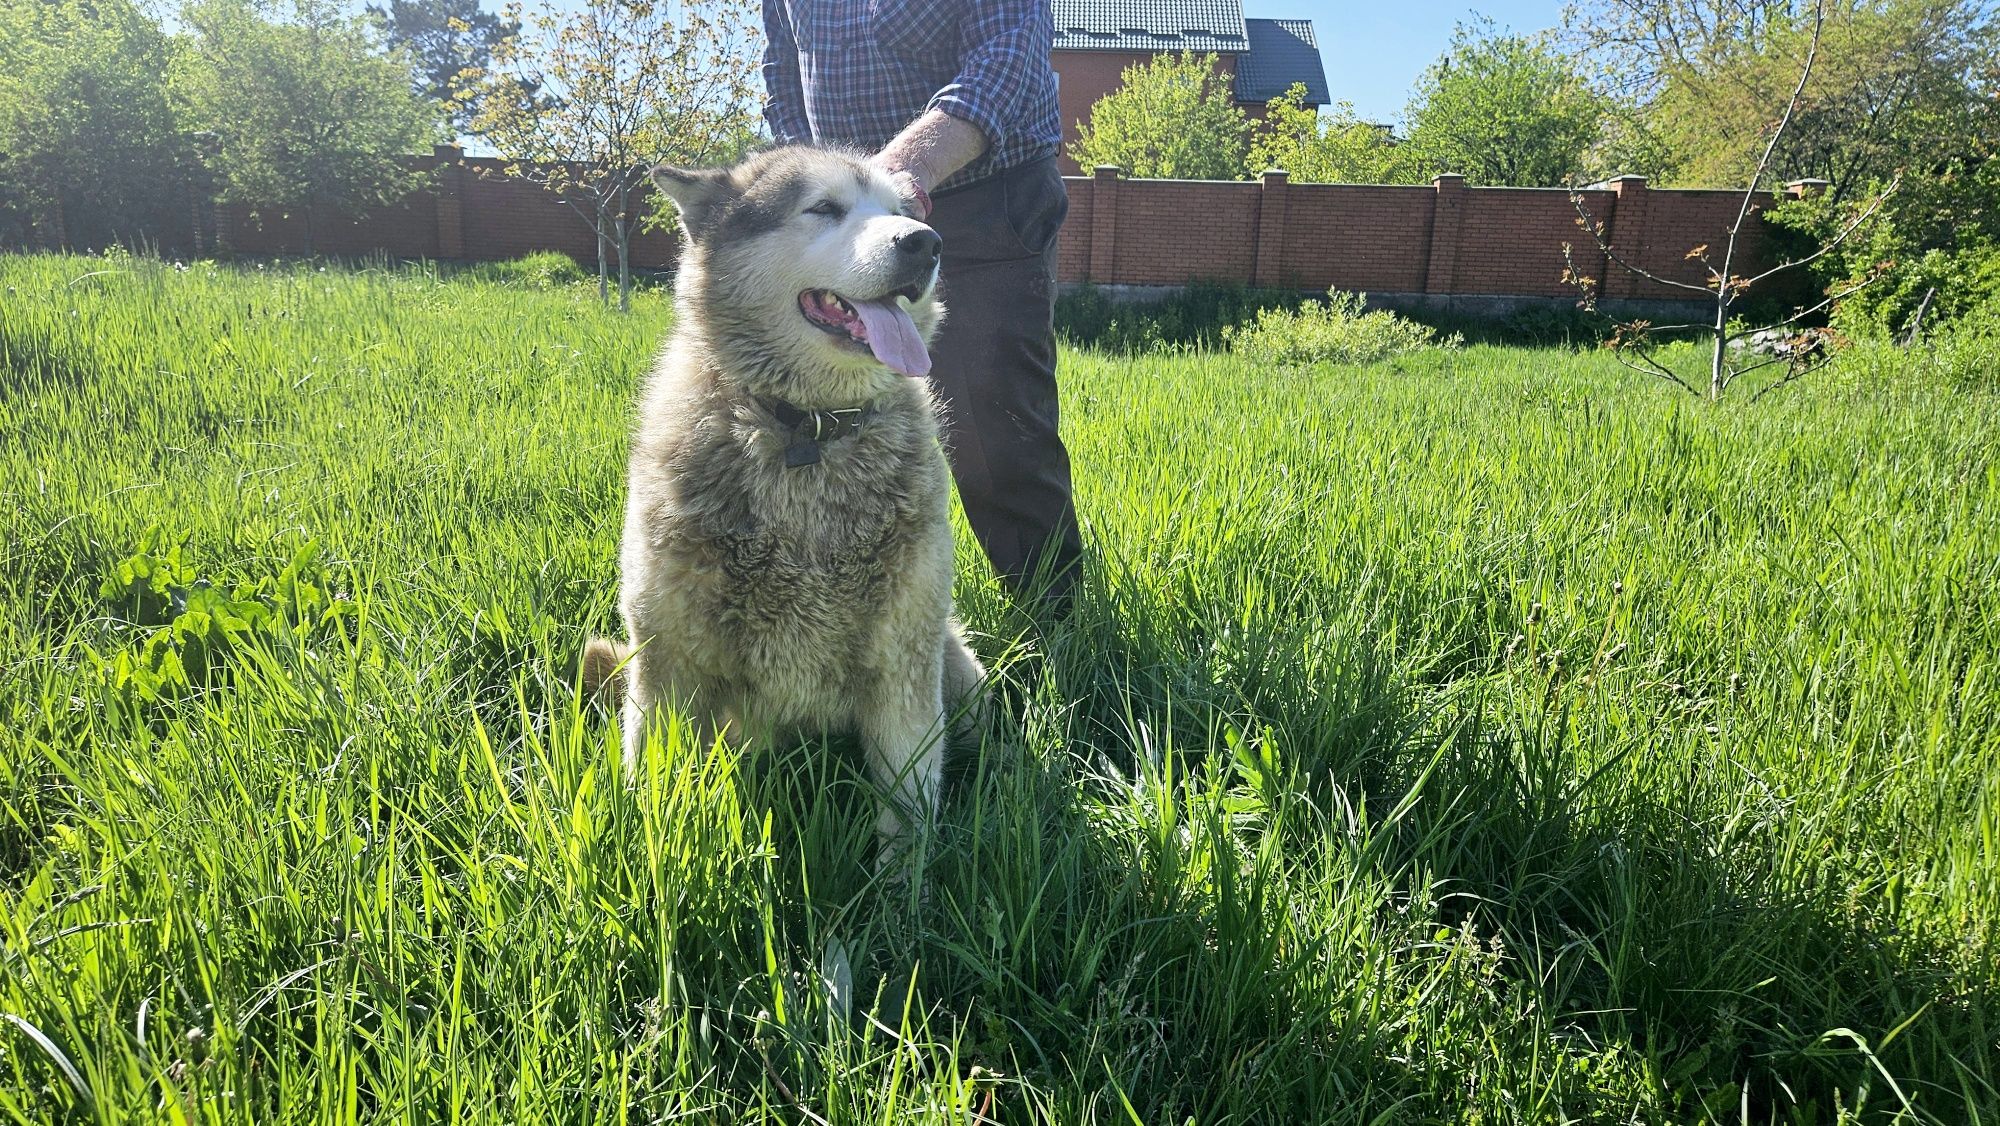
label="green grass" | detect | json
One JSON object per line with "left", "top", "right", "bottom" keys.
{"left": 2, "top": 251, "right": 1996, "bottom": 1124}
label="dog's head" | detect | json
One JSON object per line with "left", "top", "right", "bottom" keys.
{"left": 653, "top": 147, "right": 944, "bottom": 389}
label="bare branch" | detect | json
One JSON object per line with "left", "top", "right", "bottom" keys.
{"left": 1748, "top": 353, "right": 1836, "bottom": 402}
{"left": 1615, "top": 321, "right": 1713, "bottom": 336}
{"left": 1902, "top": 286, "right": 1937, "bottom": 346}
{"left": 1608, "top": 343, "right": 1701, "bottom": 395}
{"left": 1762, "top": 266, "right": 1894, "bottom": 328}
{"left": 1724, "top": 345, "right": 1819, "bottom": 382}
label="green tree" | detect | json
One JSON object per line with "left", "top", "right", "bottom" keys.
{"left": 1636, "top": 0, "right": 1992, "bottom": 197}
{"left": 0, "top": 0, "right": 186, "bottom": 248}
{"left": 1569, "top": 0, "right": 1995, "bottom": 197}
{"left": 1400, "top": 22, "right": 1606, "bottom": 186}
{"left": 465, "top": 0, "right": 762, "bottom": 310}
{"left": 367, "top": 0, "right": 523, "bottom": 131}
{"left": 174, "top": 0, "right": 440, "bottom": 254}
{"left": 1245, "top": 85, "right": 1421, "bottom": 184}
{"left": 1068, "top": 52, "right": 1249, "bottom": 181}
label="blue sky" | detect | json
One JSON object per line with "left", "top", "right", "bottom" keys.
{"left": 520, "top": 0, "right": 1572, "bottom": 129}
{"left": 1251, "top": 0, "right": 1570, "bottom": 124}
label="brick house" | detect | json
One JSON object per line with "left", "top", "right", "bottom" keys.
{"left": 1051, "top": 1, "right": 1331, "bottom": 173}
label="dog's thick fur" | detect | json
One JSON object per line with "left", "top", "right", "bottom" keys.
{"left": 586, "top": 147, "right": 984, "bottom": 863}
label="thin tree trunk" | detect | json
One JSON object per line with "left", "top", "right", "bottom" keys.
{"left": 1903, "top": 287, "right": 1936, "bottom": 347}
{"left": 1710, "top": 298, "right": 1729, "bottom": 401}
{"left": 596, "top": 210, "right": 609, "bottom": 306}
{"left": 616, "top": 213, "right": 631, "bottom": 313}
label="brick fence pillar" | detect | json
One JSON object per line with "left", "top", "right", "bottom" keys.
{"left": 31, "top": 198, "right": 66, "bottom": 251}
{"left": 1423, "top": 173, "right": 1465, "bottom": 294}
{"left": 433, "top": 144, "right": 467, "bottom": 260}
{"left": 1087, "top": 164, "right": 1120, "bottom": 282}
{"left": 210, "top": 198, "right": 232, "bottom": 255}
{"left": 1602, "top": 175, "right": 1649, "bottom": 300}
{"left": 1252, "top": 168, "right": 1290, "bottom": 288}
{"left": 190, "top": 190, "right": 210, "bottom": 255}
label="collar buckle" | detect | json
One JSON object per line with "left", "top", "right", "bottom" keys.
{"left": 758, "top": 397, "right": 878, "bottom": 468}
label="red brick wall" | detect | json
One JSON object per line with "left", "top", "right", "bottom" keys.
{"left": 222, "top": 187, "right": 443, "bottom": 259}
{"left": 1059, "top": 169, "right": 1794, "bottom": 303}
{"left": 217, "top": 146, "right": 681, "bottom": 268}
{"left": 1275, "top": 183, "right": 1433, "bottom": 292}
{"left": 446, "top": 158, "right": 677, "bottom": 265}
{"left": 453, "top": 162, "right": 595, "bottom": 262}
{"left": 1446, "top": 187, "right": 1615, "bottom": 297}
{"left": 210, "top": 146, "right": 1795, "bottom": 307}
{"left": 1611, "top": 185, "right": 1783, "bottom": 302}
{"left": 1057, "top": 168, "right": 1092, "bottom": 281}
{"left": 1108, "top": 178, "right": 1258, "bottom": 283}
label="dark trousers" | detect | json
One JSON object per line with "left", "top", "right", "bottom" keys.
{"left": 926, "top": 156, "right": 1084, "bottom": 609}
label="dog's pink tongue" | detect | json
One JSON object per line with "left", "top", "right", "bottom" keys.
{"left": 851, "top": 299, "right": 930, "bottom": 377}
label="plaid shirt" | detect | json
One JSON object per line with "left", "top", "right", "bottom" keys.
{"left": 761, "top": 0, "right": 1061, "bottom": 191}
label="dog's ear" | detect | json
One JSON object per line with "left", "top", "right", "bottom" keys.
{"left": 650, "top": 165, "right": 736, "bottom": 240}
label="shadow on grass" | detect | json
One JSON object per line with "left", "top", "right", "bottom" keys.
{"left": 0, "top": 327, "right": 98, "bottom": 404}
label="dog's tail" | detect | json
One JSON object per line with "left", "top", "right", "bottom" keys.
{"left": 580, "top": 637, "right": 632, "bottom": 701}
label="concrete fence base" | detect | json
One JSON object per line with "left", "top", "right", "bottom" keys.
{"left": 1062, "top": 282, "right": 1713, "bottom": 323}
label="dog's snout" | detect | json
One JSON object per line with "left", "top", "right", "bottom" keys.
{"left": 894, "top": 228, "right": 942, "bottom": 262}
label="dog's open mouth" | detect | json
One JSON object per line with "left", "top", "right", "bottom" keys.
{"left": 799, "top": 288, "right": 930, "bottom": 377}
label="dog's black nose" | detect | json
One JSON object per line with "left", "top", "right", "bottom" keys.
{"left": 895, "top": 228, "right": 942, "bottom": 262}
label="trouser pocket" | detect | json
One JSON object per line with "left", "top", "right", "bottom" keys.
{"left": 932, "top": 157, "right": 1067, "bottom": 264}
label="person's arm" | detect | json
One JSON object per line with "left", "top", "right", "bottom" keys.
{"left": 874, "top": 110, "right": 988, "bottom": 216}
{"left": 873, "top": 0, "right": 1049, "bottom": 213}
{"left": 761, "top": 0, "right": 812, "bottom": 143}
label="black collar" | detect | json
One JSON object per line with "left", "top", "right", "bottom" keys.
{"left": 756, "top": 396, "right": 878, "bottom": 467}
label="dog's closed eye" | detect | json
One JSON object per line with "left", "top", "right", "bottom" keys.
{"left": 805, "top": 199, "right": 847, "bottom": 220}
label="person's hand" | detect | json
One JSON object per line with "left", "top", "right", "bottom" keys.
{"left": 872, "top": 157, "right": 933, "bottom": 221}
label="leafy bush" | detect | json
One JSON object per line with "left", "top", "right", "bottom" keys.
{"left": 1224, "top": 290, "right": 1462, "bottom": 366}
{"left": 1925, "top": 294, "right": 2000, "bottom": 390}
{"left": 1056, "top": 280, "right": 1308, "bottom": 353}
{"left": 1827, "top": 239, "right": 2000, "bottom": 340}
{"left": 1057, "top": 282, "right": 1608, "bottom": 353}
{"left": 460, "top": 250, "right": 590, "bottom": 289}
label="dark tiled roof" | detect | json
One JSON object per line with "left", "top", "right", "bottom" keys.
{"left": 1051, "top": 0, "right": 1248, "bottom": 53}
{"left": 1234, "top": 18, "right": 1329, "bottom": 104}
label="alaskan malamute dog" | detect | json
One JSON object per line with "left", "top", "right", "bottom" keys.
{"left": 585, "top": 146, "right": 985, "bottom": 871}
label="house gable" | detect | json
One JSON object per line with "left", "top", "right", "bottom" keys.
{"left": 1235, "top": 18, "right": 1330, "bottom": 106}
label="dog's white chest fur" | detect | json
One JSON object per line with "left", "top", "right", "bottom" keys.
{"left": 647, "top": 457, "right": 920, "bottom": 724}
